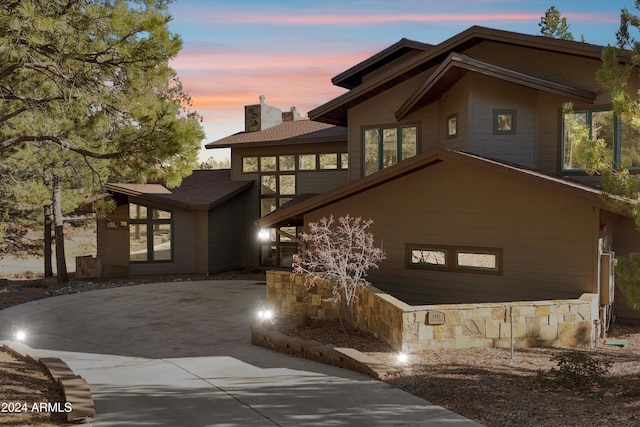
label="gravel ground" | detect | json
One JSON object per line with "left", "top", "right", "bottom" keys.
{"left": 274, "top": 315, "right": 640, "bottom": 427}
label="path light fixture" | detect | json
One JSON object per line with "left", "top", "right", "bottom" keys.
{"left": 397, "top": 352, "right": 409, "bottom": 364}
{"left": 12, "top": 325, "right": 26, "bottom": 342}
{"left": 257, "top": 306, "right": 274, "bottom": 322}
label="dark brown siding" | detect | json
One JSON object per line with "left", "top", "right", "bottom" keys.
{"left": 304, "top": 160, "right": 599, "bottom": 304}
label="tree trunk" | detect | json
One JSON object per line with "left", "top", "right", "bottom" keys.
{"left": 43, "top": 204, "right": 53, "bottom": 278}
{"left": 52, "top": 175, "right": 68, "bottom": 283}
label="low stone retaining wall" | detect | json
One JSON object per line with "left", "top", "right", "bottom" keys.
{"left": 1, "top": 341, "right": 95, "bottom": 423}
{"left": 266, "top": 271, "right": 599, "bottom": 351}
{"left": 250, "top": 322, "right": 394, "bottom": 379}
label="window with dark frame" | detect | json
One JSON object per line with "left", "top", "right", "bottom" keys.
{"left": 363, "top": 124, "right": 418, "bottom": 176}
{"left": 406, "top": 244, "right": 503, "bottom": 275}
{"left": 493, "top": 109, "right": 516, "bottom": 135}
{"left": 240, "top": 152, "right": 347, "bottom": 266}
{"left": 129, "top": 203, "right": 172, "bottom": 262}
{"left": 447, "top": 114, "right": 458, "bottom": 138}
{"left": 562, "top": 108, "right": 640, "bottom": 171}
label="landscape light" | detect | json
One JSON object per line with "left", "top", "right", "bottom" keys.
{"left": 12, "top": 325, "right": 26, "bottom": 342}
{"left": 257, "top": 307, "right": 274, "bottom": 321}
{"left": 397, "top": 352, "right": 409, "bottom": 364}
{"left": 258, "top": 229, "right": 270, "bottom": 242}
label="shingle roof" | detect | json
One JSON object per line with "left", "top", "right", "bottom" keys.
{"left": 205, "top": 120, "right": 347, "bottom": 148}
{"left": 106, "top": 170, "right": 253, "bottom": 210}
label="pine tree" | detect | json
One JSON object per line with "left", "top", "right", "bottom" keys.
{"left": 0, "top": 1, "right": 204, "bottom": 281}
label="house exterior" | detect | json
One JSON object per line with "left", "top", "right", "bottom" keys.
{"left": 94, "top": 25, "right": 640, "bottom": 324}
{"left": 94, "top": 98, "right": 347, "bottom": 276}
{"left": 94, "top": 170, "right": 254, "bottom": 277}
{"left": 205, "top": 96, "right": 348, "bottom": 268}
{"left": 254, "top": 26, "right": 640, "bottom": 323}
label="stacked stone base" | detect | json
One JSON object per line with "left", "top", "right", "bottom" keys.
{"left": 266, "top": 271, "right": 599, "bottom": 351}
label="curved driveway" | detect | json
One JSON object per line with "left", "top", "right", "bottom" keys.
{"left": 0, "top": 280, "right": 482, "bottom": 426}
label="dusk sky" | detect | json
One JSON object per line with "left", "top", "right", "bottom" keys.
{"left": 166, "top": 0, "right": 635, "bottom": 161}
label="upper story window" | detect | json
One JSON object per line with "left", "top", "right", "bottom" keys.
{"left": 129, "top": 203, "right": 172, "bottom": 262}
{"left": 242, "top": 153, "right": 348, "bottom": 173}
{"left": 562, "top": 109, "right": 640, "bottom": 171}
{"left": 363, "top": 125, "right": 417, "bottom": 176}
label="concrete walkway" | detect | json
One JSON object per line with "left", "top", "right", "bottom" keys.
{"left": 0, "top": 280, "right": 483, "bottom": 426}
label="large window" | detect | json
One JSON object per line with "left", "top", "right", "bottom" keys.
{"left": 129, "top": 204, "right": 172, "bottom": 262}
{"left": 364, "top": 125, "right": 417, "bottom": 176}
{"left": 241, "top": 152, "right": 348, "bottom": 267}
{"left": 406, "top": 244, "right": 502, "bottom": 275}
{"left": 562, "top": 109, "right": 640, "bottom": 170}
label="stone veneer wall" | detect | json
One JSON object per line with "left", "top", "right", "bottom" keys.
{"left": 266, "top": 270, "right": 599, "bottom": 351}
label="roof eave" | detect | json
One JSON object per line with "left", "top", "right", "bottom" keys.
{"left": 312, "top": 25, "right": 620, "bottom": 125}
{"left": 206, "top": 134, "right": 346, "bottom": 150}
{"left": 256, "top": 148, "right": 635, "bottom": 228}
{"left": 332, "top": 38, "right": 434, "bottom": 89}
{"left": 395, "top": 53, "right": 597, "bottom": 120}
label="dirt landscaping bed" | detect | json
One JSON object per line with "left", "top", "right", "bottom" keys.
{"left": 272, "top": 315, "right": 640, "bottom": 427}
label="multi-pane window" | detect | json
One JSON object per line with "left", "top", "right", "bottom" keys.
{"left": 364, "top": 125, "right": 417, "bottom": 176}
{"left": 241, "top": 152, "right": 347, "bottom": 267}
{"left": 407, "top": 244, "right": 502, "bottom": 275}
{"left": 129, "top": 203, "right": 172, "bottom": 262}
{"left": 562, "top": 109, "right": 640, "bottom": 170}
{"left": 242, "top": 153, "right": 348, "bottom": 173}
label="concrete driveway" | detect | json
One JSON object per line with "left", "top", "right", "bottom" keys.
{"left": 0, "top": 280, "right": 482, "bottom": 426}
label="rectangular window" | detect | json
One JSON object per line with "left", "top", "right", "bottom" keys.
{"left": 447, "top": 114, "right": 458, "bottom": 138}
{"left": 409, "top": 248, "right": 448, "bottom": 267}
{"left": 341, "top": 153, "right": 349, "bottom": 169}
{"left": 620, "top": 117, "right": 640, "bottom": 168}
{"left": 456, "top": 250, "right": 498, "bottom": 272}
{"left": 493, "top": 109, "right": 517, "bottom": 135}
{"left": 129, "top": 203, "right": 172, "bottom": 262}
{"left": 319, "top": 153, "right": 338, "bottom": 169}
{"left": 363, "top": 125, "right": 418, "bottom": 176}
{"left": 260, "top": 156, "right": 277, "bottom": 172}
{"left": 260, "top": 175, "right": 277, "bottom": 195}
{"left": 279, "top": 155, "right": 295, "bottom": 171}
{"left": 407, "top": 244, "right": 502, "bottom": 275}
{"left": 279, "top": 175, "right": 296, "bottom": 195}
{"left": 561, "top": 109, "right": 640, "bottom": 171}
{"left": 299, "top": 154, "right": 317, "bottom": 170}
{"left": 242, "top": 157, "right": 258, "bottom": 173}
{"left": 260, "top": 198, "right": 277, "bottom": 217}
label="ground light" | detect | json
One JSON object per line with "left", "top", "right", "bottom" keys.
{"left": 257, "top": 307, "right": 274, "bottom": 321}
{"left": 12, "top": 325, "right": 26, "bottom": 342}
{"left": 397, "top": 352, "right": 409, "bottom": 364}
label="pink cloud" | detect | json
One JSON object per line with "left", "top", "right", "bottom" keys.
{"left": 171, "top": 48, "right": 369, "bottom": 72}
{"left": 203, "top": 12, "right": 615, "bottom": 26}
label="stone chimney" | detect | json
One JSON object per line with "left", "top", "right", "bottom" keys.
{"left": 244, "top": 95, "right": 282, "bottom": 132}
{"left": 282, "top": 106, "right": 301, "bottom": 122}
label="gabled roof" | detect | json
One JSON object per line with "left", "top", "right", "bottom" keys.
{"left": 310, "top": 26, "right": 628, "bottom": 126}
{"left": 395, "top": 53, "right": 597, "bottom": 120}
{"left": 205, "top": 120, "right": 346, "bottom": 149}
{"left": 256, "top": 148, "right": 633, "bottom": 228}
{"left": 332, "top": 38, "right": 434, "bottom": 89}
{"left": 106, "top": 170, "right": 253, "bottom": 210}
